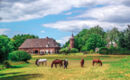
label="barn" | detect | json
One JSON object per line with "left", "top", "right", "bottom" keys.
{"left": 19, "top": 37, "right": 60, "bottom": 55}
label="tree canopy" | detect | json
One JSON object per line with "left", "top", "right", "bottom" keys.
{"left": 63, "top": 25, "right": 130, "bottom": 51}
{"left": 0, "top": 35, "right": 13, "bottom": 63}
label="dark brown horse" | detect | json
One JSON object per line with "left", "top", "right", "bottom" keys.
{"left": 80, "top": 59, "right": 84, "bottom": 67}
{"left": 92, "top": 59, "right": 102, "bottom": 66}
{"left": 51, "top": 59, "right": 64, "bottom": 68}
{"left": 64, "top": 59, "right": 68, "bottom": 69}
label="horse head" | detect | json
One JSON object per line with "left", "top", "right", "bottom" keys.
{"left": 35, "top": 59, "right": 39, "bottom": 66}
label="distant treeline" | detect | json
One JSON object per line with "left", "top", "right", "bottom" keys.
{"left": 63, "top": 25, "right": 130, "bottom": 54}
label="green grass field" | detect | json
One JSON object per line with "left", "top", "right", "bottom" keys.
{"left": 0, "top": 53, "right": 130, "bottom": 80}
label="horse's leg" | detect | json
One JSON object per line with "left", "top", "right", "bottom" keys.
{"left": 45, "top": 61, "right": 47, "bottom": 66}
{"left": 37, "top": 62, "right": 39, "bottom": 66}
{"left": 93, "top": 62, "right": 94, "bottom": 66}
{"left": 43, "top": 62, "right": 45, "bottom": 66}
{"left": 51, "top": 63, "right": 53, "bottom": 68}
{"left": 55, "top": 64, "right": 57, "bottom": 68}
{"left": 100, "top": 62, "right": 102, "bottom": 66}
{"left": 38, "top": 62, "right": 40, "bottom": 66}
{"left": 60, "top": 63, "right": 62, "bottom": 67}
{"left": 42, "top": 62, "right": 43, "bottom": 66}
{"left": 65, "top": 65, "right": 67, "bottom": 69}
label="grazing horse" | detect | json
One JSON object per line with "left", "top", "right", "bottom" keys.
{"left": 80, "top": 59, "right": 84, "bottom": 67}
{"left": 92, "top": 59, "right": 102, "bottom": 66}
{"left": 64, "top": 59, "right": 68, "bottom": 69}
{"left": 35, "top": 59, "right": 47, "bottom": 66}
{"left": 51, "top": 59, "right": 64, "bottom": 68}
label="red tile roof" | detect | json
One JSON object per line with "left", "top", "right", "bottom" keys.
{"left": 19, "top": 37, "right": 60, "bottom": 49}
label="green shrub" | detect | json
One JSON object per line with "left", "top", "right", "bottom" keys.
{"left": 108, "top": 47, "right": 130, "bottom": 55}
{"left": 59, "top": 48, "right": 70, "bottom": 54}
{"left": 98, "top": 47, "right": 109, "bottom": 54}
{"left": 83, "top": 51, "right": 89, "bottom": 54}
{"left": 89, "top": 50, "right": 94, "bottom": 54}
{"left": 81, "top": 46, "right": 87, "bottom": 52}
{"left": 3, "top": 60, "right": 11, "bottom": 68}
{"left": 70, "top": 48, "right": 79, "bottom": 53}
{"left": 9, "top": 50, "right": 31, "bottom": 62}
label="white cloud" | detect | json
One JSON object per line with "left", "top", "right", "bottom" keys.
{"left": 42, "top": 0, "right": 130, "bottom": 32}
{"left": 0, "top": 28, "right": 10, "bottom": 35}
{"left": 43, "top": 20, "right": 128, "bottom": 32}
{"left": 77, "top": 5, "right": 130, "bottom": 23}
{"left": 56, "top": 36, "right": 70, "bottom": 45}
{"left": 0, "top": 0, "right": 95, "bottom": 22}
{"left": 0, "top": 0, "right": 126, "bottom": 22}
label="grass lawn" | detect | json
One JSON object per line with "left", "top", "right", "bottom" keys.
{"left": 0, "top": 53, "right": 130, "bottom": 80}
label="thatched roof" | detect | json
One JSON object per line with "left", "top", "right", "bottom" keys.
{"left": 19, "top": 37, "right": 60, "bottom": 49}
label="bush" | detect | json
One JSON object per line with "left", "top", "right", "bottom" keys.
{"left": 9, "top": 50, "right": 32, "bottom": 62}
{"left": 98, "top": 47, "right": 109, "bottom": 54}
{"left": 108, "top": 47, "right": 130, "bottom": 55}
{"left": 3, "top": 61, "right": 11, "bottom": 68}
{"left": 59, "top": 48, "right": 70, "bottom": 54}
{"left": 83, "top": 51, "right": 89, "bottom": 54}
{"left": 89, "top": 50, "right": 94, "bottom": 54}
{"left": 81, "top": 46, "right": 87, "bottom": 52}
{"left": 70, "top": 48, "right": 79, "bottom": 53}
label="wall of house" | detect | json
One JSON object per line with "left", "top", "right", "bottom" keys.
{"left": 19, "top": 47, "right": 60, "bottom": 55}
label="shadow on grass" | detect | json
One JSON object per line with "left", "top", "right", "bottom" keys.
{"left": 0, "top": 73, "right": 43, "bottom": 80}
{"left": 0, "top": 72, "right": 22, "bottom": 76}
{"left": 10, "top": 65, "right": 24, "bottom": 68}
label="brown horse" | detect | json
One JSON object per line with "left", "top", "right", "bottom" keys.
{"left": 92, "top": 59, "right": 102, "bottom": 66}
{"left": 80, "top": 59, "right": 84, "bottom": 67}
{"left": 51, "top": 59, "right": 64, "bottom": 68}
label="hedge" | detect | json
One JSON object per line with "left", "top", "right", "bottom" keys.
{"left": 9, "top": 50, "right": 32, "bottom": 62}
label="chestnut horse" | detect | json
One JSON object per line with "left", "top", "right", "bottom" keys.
{"left": 51, "top": 59, "right": 64, "bottom": 68}
{"left": 92, "top": 59, "right": 102, "bottom": 66}
{"left": 80, "top": 59, "right": 84, "bottom": 67}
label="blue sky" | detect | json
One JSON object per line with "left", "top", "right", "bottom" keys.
{"left": 0, "top": 0, "right": 130, "bottom": 44}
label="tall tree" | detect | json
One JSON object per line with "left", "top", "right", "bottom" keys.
{"left": 118, "top": 25, "right": 130, "bottom": 49}
{"left": 106, "top": 27, "right": 120, "bottom": 46}
{"left": 81, "top": 34, "right": 106, "bottom": 51}
{"left": 0, "top": 35, "right": 13, "bottom": 63}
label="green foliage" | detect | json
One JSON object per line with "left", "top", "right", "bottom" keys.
{"left": 98, "top": 47, "right": 130, "bottom": 55}
{"left": 12, "top": 34, "right": 38, "bottom": 50}
{"left": 0, "top": 35, "right": 13, "bottom": 63}
{"left": 63, "top": 25, "right": 130, "bottom": 52}
{"left": 63, "top": 26, "right": 106, "bottom": 51}
{"left": 106, "top": 27, "right": 120, "bottom": 43}
{"left": 108, "top": 47, "right": 130, "bottom": 55}
{"left": 3, "top": 61, "right": 11, "bottom": 68}
{"left": 81, "top": 46, "right": 87, "bottom": 52}
{"left": 70, "top": 48, "right": 79, "bottom": 53}
{"left": 85, "top": 34, "right": 106, "bottom": 51}
{"left": 59, "top": 48, "right": 70, "bottom": 54}
{"left": 98, "top": 47, "right": 109, "bottom": 54}
{"left": 9, "top": 50, "right": 32, "bottom": 62}
{"left": 118, "top": 25, "right": 130, "bottom": 49}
